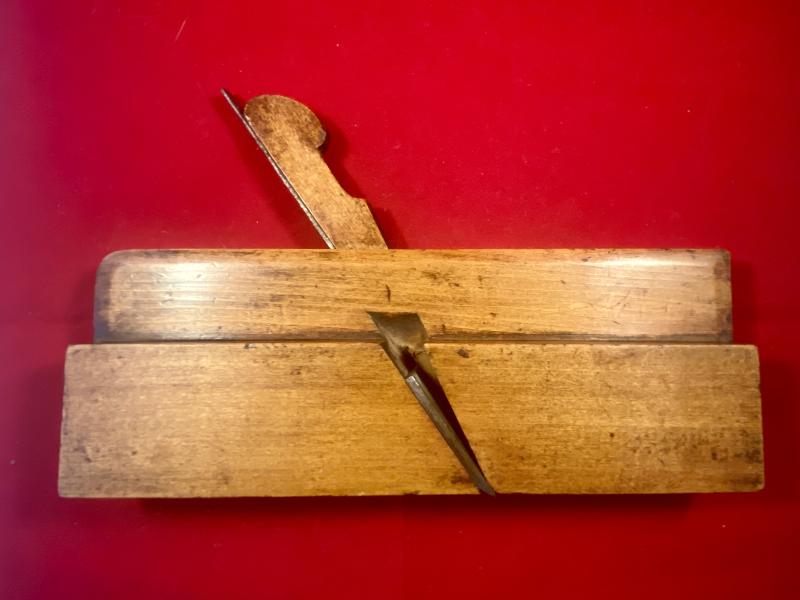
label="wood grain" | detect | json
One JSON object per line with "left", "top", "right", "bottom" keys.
{"left": 59, "top": 342, "right": 762, "bottom": 497}
{"left": 94, "top": 249, "right": 731, "bottom": 343}
{"left": 244, "top": 95, "right": 387, "bottom": 249}
{"left": 59, "top": 342, "right": 475, "bottom": 497}
{"left": 431, "top": 343, "right": 763, "bottom": 494}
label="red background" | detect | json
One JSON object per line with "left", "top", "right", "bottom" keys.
{"left": 2, "top": 1, "right": 798, "bottom": 597}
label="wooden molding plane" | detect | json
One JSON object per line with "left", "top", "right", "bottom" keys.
{"left": 58, "top": 92, "right": 763, "bottom": 497}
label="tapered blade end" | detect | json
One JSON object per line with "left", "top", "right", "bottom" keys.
{"left": 475, "top": 474, "right": 497, "bottom": 497}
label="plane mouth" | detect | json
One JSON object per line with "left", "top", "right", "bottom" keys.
{"left": 368, "top": 311, "right": 496, "bottom": 496}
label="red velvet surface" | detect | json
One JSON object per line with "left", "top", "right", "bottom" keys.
{"left": 2, "top": 1, "right": 799, "bottom": 597}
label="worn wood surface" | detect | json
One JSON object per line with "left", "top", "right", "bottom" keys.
{"left": 432, "top": 343, "right": 763, "bottom": 494}
{"left": 59, "top": 342, "right": 762, "bottom": 497}
{"left": 94, "top": 249, "right": 731, "bottom": 343}
{"left": 59, "top": 342, "right": 473, "bottom": 497}
{"left": 243, "top": 95, "right": 387, "bottom": 249}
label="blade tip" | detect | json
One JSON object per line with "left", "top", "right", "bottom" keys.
{"left": 478, "top": 480, "right": 497, "bottom": 497}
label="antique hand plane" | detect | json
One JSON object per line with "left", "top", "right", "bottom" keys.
{"left": 58, "top": 92, "right": 763, "bottom": 497}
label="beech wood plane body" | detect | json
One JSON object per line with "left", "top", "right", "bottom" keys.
{"left": 58, "top": 92, "right": 763, "bottom": 497}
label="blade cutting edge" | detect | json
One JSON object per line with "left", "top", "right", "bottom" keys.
{"left": 368, "top": 311, "right": 496, "bottom": 496}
